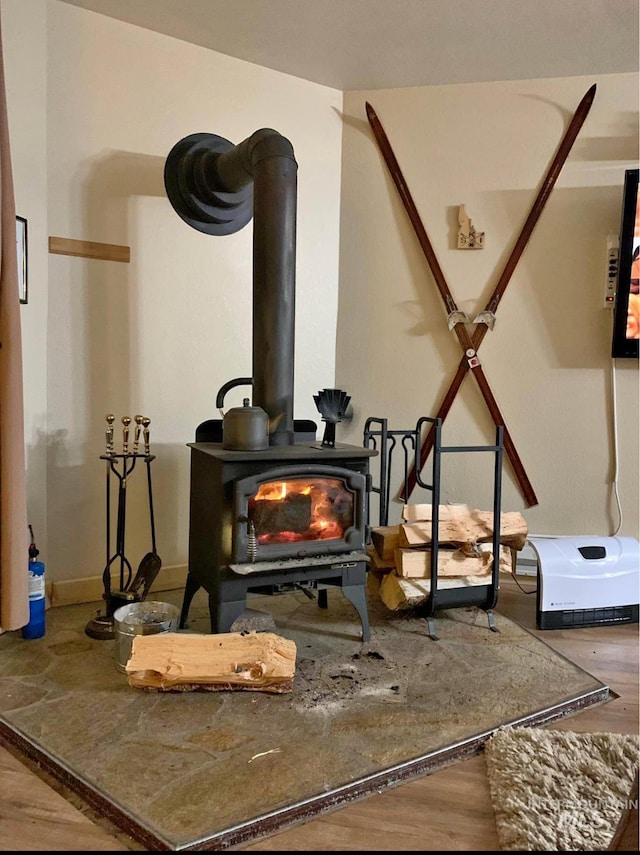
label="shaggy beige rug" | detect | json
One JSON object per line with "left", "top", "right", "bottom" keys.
{"left": 484, "top": 726, "right": 640, "bottom": 851}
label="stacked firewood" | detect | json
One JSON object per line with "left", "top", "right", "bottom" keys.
{"left": 367, "top": 503, "right": 528, "bottom": 611}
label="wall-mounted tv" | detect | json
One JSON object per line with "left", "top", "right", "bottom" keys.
{"left": 611, "top": 167, "right": 639, "bottom": 359}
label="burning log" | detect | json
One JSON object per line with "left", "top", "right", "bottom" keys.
{"left": 252, "top": 492, "right": 312, "bottom": 535}
{"left": 125, "top": 631, "right": 296, "bottom": 693}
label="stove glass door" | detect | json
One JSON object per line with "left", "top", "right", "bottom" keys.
{"left": 249, "top": 476, "right": 354, "bottom": 545}
{"left": 233, "top": 465, "right": 367, "bottom": 562}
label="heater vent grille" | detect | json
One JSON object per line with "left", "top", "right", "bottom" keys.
{"left": 538, "top": 604, "right": 639, "bottom": 630}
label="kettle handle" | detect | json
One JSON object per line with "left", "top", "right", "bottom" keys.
{"left": 216, "top": 377, "right": 253, "bottom": 417}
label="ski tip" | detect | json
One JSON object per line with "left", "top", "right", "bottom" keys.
{"left": 576, "top": 84, "right": 597, "bottom": 116}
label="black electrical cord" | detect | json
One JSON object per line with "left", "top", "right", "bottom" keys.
{"left": 510, "top": 569, "right": 537, "bottom": 595}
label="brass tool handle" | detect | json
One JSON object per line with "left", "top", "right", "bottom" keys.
{"left": 121, "top": 416, "right": 131, "bottom": 455}
{"left": 133, "top": 415, "right": 144, "bottom": 454}
{"left": 105, "top": 414, "right": 115, "bottom": 455}
{"left": 142, "top": 417, "right": 151, "bottom": 455}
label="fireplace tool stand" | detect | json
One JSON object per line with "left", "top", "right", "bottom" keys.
{"left": 364, "top": 415, "right": 504, "bottom": 640}
{"left": 85, "top": 415, "right": 161, "bottom": 639}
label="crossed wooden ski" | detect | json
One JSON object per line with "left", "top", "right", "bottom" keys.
{"left": 366, "top": 84, "right": 596, "bottom": 507}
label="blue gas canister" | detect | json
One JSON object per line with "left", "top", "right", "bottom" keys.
{"left": 23, "top": 525, "right": 46, "bottom": 640}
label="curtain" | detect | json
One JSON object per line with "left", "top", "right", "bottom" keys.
{"left": 0, "top": 7, "right": 28, "bottom": 631}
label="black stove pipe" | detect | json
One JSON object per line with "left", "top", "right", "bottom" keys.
{"left": 164, "top": 128, "right": 298, "bottom": 446}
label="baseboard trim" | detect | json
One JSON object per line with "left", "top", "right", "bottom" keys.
{"left": 50, "top": 564, "right": 188, "bottom": 608}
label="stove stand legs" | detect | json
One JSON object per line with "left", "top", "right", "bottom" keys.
{"left": 179, "top": 574, "right": 246, "bottom": 632}
{"left": 340, "top": 583, "right": 371, "bottom": 642}
{"left": 318, "top": 581, "right": 370, "bottom": 640}
{"left": 179, "top": 573, "right": 200, "bottom": 629}
{"left": 212, "top": 595, "right": 248, "bottom": 635}
{"left": 179, "top": 564, "right": 371, "bottom": 642}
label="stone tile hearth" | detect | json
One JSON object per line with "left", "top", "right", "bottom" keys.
{"left": 0, "top": 586, "right": 609, "bottom": 850}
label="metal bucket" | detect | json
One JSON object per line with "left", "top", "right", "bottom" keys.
{"left": 113, "top": 600, "right": 180, "bottom": 673}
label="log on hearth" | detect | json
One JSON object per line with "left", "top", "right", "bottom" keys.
{"left": 125, "top": 631, "right": 297, "bottom": 693}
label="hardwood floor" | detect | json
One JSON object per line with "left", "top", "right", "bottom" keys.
{"left": 1, "top": 575, "right": 638, "bottom": 852}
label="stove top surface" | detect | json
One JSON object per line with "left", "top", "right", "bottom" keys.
{"left": 188, "top": 441, "right": 378, "bottom": 461}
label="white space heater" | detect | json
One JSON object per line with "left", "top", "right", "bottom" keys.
{"left": 528, "top": 535, "right": 639, "bottom": 630}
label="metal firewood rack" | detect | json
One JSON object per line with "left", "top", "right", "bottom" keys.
{"left": 363, "top": 416, "right": 504, "bottom": 639}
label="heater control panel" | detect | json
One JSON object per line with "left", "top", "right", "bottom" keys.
{"left": 604, "top": 233, "right": 619, "bottom": 308}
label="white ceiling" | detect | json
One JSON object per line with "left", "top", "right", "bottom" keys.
{"left": 58, "top": 0, "right": 639, "bottom": 91}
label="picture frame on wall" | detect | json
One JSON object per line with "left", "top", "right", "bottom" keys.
{"left": 16, "top": 215, "right": 27, "bottom": 304}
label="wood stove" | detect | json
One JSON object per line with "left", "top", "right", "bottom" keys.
{"left": 181, "top": 439, "right": 376, "bottom": 639}
{"left": 164, "top": 123, "right": 376, "bottom": 640}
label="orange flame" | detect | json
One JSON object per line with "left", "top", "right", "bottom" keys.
{"left": 250, "top": 478, "right": 353, "bottom": 545}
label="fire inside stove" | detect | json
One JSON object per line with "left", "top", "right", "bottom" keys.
{"left": 248, "top": 478, "right": 354, "bottom": 544}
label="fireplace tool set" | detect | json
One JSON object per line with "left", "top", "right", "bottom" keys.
{"left": 85, "top": 414, "right": 162, "bottom": 640}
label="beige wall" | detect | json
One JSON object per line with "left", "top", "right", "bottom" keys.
{"left": 6, "top": 0, "right": 344, "bottom": 585}
{"left": 3, "top": 1, "right": 638, "bottom": 593}
{"left": 339, "top": 76, "right": 639, "bottom": 537}
{"left": 2, "top": 0, "right": 48, "bottom": 556}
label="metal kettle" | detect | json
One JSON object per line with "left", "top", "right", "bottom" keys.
{"left": 222, "top": 397, "right": 285, "bottom": 451}
{"left": 217, "top": 377, "right": 285, "bottom": 450}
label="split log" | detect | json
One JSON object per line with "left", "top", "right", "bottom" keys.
{"left": 125, "top": 631, "right": 296, "bottom": 694}
{"left": 400, "top": 503, "right": 528, "bottom": 550}
{"left": 367, "top": 566, "right": 387, "bottom": 598}
{"left": 366, "top": 542, "right": 395, "bottom": 570}
{"left": 395, "top": 544, "right": 512, "bottom": 578}
{"left": 370, "top": 525, "right": 399, "bottom": 561}
{"left": 379, "top": 571, "right": 492, "bottom": 611}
